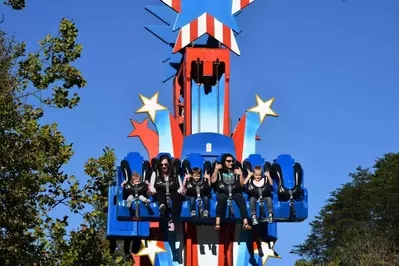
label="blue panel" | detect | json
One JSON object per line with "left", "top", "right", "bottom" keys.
{"left": 181, "top": 133, "right": 236, "bottom": 159}
{"left": 124, "top": 152, "right": 144, "bottom": 173}
{"left": 145, "top": 25, "right": 176, "bottom": 46}
{"left": 244, "top": 154, "right": 265, "bottom": 168}
{"left": 145, "top": 6, "right": 177, "bottom": 26}
{"left": 187, "top": 153, "right": 204, "bottom": 168}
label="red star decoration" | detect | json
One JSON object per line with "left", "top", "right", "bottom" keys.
{"left": 128, "top": 118, "right": 159, "bottom": 160}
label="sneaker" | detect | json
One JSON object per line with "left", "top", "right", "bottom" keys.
{"left": 252, "top": 217, "right": 259, "bottom": 226}
{"left": 191, "top": 210, "right": 196, "bottom": 217}
{"left": 159, "top": 204, "right": 166, "bottom": 216}
{"left": 268, "top": 213, "right": 273, "bottom": 224}
{"left": 168, "top": 221, "right": 175, "bottom": 231}
{"left": 203, "top": 210, "right": 209, "bottom": 218}
{"left": 145, "top": 199, "right": 151, "bottom": 207}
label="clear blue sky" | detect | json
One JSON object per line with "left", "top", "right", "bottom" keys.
{"left": 2, "top": 0, "right": 399, "bottom": 265}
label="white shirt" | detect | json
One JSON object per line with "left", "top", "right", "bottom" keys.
{"left": 253, "top": 178, "right": 265, "bottom": 188}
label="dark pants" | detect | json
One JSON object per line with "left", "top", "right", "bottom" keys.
{"left": 156, "top": 190, "right": 183, "bottom": 221}
{"left": 189, "top": 196, "right": 210, "bottom": 212}
{"left": 216, "top": 192, "right": 248, "bottom": 219}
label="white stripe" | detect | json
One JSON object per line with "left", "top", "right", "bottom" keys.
{"left": 214, "top": 19, "right": 224, "bottom": 43}
{"left": 233, "top": 225, "right": 241, "bottom": 265}
{"left": 181, "top": 24, "right": 191, "bottom": 47}
{"left": 162, "top": 0, "right": 172, "bottom": 8}
{"left": 198, "top": 13, "right": 207, "bottom": 37}
{"left": 231, "top": 0, "right": 241, "bottom": 14}
{"left": 230, "top": 32, "right": 240, "bottom": 55}
{"left": 232, "top": 0, "right": 255, "bottom": 14}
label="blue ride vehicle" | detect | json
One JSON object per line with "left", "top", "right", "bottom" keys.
{"left": 107, "top": 132, "right": 308, "bottom": 239}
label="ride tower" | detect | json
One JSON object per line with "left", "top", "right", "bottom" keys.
{"left": 106, "top": 1, "right": 309, "bottom": 265}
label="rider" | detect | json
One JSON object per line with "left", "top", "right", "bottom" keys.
{"left": 149, "top": 154, "right": 185, "bottom": 231}
{"left": 183, "top": 167, "right": 211, "bottom": 218}
{"left": 121, "top": 169, "right": 151, "bottom": 208}
{"left": 244, "top": 165, "right": 274, "bottom": 224}
{"left": 211, "top": 153, "right": 252, "bottom": 231}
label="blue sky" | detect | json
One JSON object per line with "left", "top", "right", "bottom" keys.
{"left": 2, "top": 0, "right": 399, "bottom": 265}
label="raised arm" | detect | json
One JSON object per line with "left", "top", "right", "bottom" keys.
{"left": 235, "top": 168, "right": 245, "bottom": 186}
{"left": 243, "top": 170, "right": 253, "bottom": 185}
{"left": 182, "top": 173, "right": 191, "bottom": 187}
{"left": 211, "top": 163, "right": 222, "bottom": 183}
{"left": 203, "top": 172, "right": 211, "bottom": 186}
{"left": 149, "top": 171, "right": 157, "bottom": 193}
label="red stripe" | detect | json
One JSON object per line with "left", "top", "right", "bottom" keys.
{"left": 172, "top": 0, "right": 181, "bottom": 12}
{"left": 232, "top": 113, "right": 247, "bottom": 162}
{"left": 173, "top": 30, "right": 182, "bottom": 53}
{"left": 206, "top": 14, "right": 215, "bottom": 37}
{"left": 190, "top": 19, "right": 198, "bottom": 43}
{"left": 242, "top": 0, "right": 250, "bottom": 9}
{"left": 222, "top": 25, "right": 231, "bottom": 49}
{"left": 217, "top": 227, "right": 226, "bottom": 265}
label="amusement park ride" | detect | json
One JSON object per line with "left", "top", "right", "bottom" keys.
{"left": 107, "top": 0, "right": 308, "bottom": 265}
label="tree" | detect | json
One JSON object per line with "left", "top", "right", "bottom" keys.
{"left": 4, "top": 0, "right": 25, "bottom": 10}
{"left": 292, "top": 153, "right": 399, "bottom": 265}
{"left": 0, "top": 2, "right": 128, "bottom": 265}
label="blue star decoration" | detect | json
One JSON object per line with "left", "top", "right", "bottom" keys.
{"left": 160, "top": 0, "right": 256, "bottom": 55}
{"left": 172, "top": 0, "right": 240, "bottom": 33}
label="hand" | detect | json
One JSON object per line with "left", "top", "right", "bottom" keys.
{"left": 234, "top": 168, "right": 242, "bottom": 175}
{"left": 184, "top": 173, "right": 191, "bottom": 180}
{"left": 247, "top": 170, "right": 253, "bottom": 177}
{"left": 203, "top": 173, "right": 210, "bottom": 179}
{"left": 148, "top": 186, "right": 156, "bottom": 195}
{"left": 215, "top": 163, "right": 222, "bottom": 170}
{"left": 178, "top": 187, "right": 186, "bottom": 195}
{"left": 264, "top": 171, "right": 271, "bottom": 178}
{"left": 121, "top": 181, "right": 126, "bottom": 188}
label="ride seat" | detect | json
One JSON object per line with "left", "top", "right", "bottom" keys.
{"left": 180, "top": 153, "right": 212, "bottom": 218}
{"left": 270, "top": 154, "right": 308, "bottom": 221}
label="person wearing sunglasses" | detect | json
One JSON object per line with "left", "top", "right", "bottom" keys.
{"left": 211, "top": 153, "right": 252, "bottom": 231}
{"left": 149, "top": 154, "right": 184, "bottom": 231}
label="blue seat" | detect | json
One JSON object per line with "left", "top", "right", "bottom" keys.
{"left": 271, "top": 154, "right": 308, "bottom": 221}
{"left": 107, "top": 152, "right": 150, "bottom": 237}
{"left": 242, "top": 154, "right": 275, "bottom": 218}
{"left": 180, "top": 153, "right": 206, "bottom": 218}
{"left": 117, "top": 152, "right": 177, "bottom": 221}
{"left": 125, "top": 153, "right": 185, "bottom": 220}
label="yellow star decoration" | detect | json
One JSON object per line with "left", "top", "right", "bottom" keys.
{"left": 136, "top": 240, "right": 167, "bottom": 265}
{"left": 253, "top": 241, "right": 281, "bottom": 266}
{"left": 246, "top": 94, "right": 278, "bottom": 124}
{"left": 135, "top": 92, "right": 168, "bottom": 123}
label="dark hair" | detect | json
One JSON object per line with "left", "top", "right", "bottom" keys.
{"left": 158, "top": 154, "right": 172, "bottom": 177}
{"left": 192, "top": 167, "right": 201, "bottom": 175}
{"left": 221, "top": 153, "right": 235, "bottom": 171}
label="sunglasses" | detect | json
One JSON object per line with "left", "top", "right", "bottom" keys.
{"left": 225, "top": 160, "right": 234, "bottom": 163}
{"left": 161, "top": 163, "right": 169, "bottom": 167}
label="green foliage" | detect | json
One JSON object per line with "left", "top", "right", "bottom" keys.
{"left": 0, "top": 3, "right": 126, "bottom": 263}
{"left": 4, "top": 0, "right": 25, "bottom": 10}
{"left": 292, "top": 153, "right": 399, "bottom": 266}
